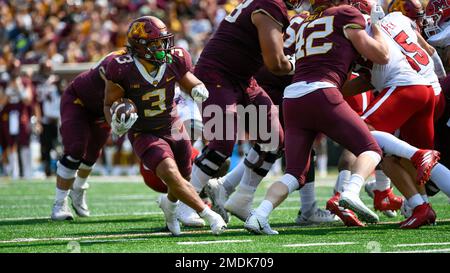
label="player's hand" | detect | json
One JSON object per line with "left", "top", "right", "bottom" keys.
{"left": 111, "top": 112, "right": 138, "bottom": 137}
{"left": 287, "top": 54, "right": 296, "bottom": 75}
{"left": 370, "top": 5, "right": 385, "bottom": 25}
{"left": 191, "top": 84, "right": 209, "bottom": 103}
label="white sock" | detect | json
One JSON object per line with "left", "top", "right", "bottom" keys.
{"left": 374, "top": 170, "right": 391, "bottom": 191}
{"left": 20, "top": 147, "right": 32, "bottom": 178}
{"left": 430, "top": 163, "right": 450, "bottom": 197}
{"left": 222, "top": 160, "right": 245, "bottom": 195}
{"left": 255, "top": 200, "right": 274, "bottom": 218}
{"left": 335, "top": 170, "right": 351, "bottom": 193}
{"left": 317, "top": 155, "right": 328, "bottom": 177}
{"left": 421, "top": 195, "right": 429, "bottom": 203}
{"left": 343, "top": 174, "right": 365, "bottom": 195}
{"left": 55, "top": 188, "right": 69, "bottom": 203}
{"left": 199, "top": 206, "right": 216, "bottom": 222}
{"left": 8, "top": 151, "right": 19, "bottom": 179}
{"left": 371, "top": 131, "right": 418, "bottom": 159}
{"left": 300, "top": 182, "right": 316, "bottom": 213}
{"left": 191, "top": 165, "right": 211, "bottom": 192}
{"left": 73, "top": 175, "right": 88, "bottom": 190}
{"left": 237, "top": 183, "right": 256, "bottom": 195}
{"left": 407, "top": 194, "right": 424, "bottom": 209}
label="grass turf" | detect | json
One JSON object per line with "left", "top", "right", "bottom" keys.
{"left": 0, "top": 175, "right": 450, "bottom": 253}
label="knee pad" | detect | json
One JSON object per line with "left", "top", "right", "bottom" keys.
{"left": 212, "top": 158, "right": 231, "bottom": 178}
{"left": 244, "top": 144, "right": 280, "bottom": 177}
{"left": 360, "top": 150, "right": 382, "bottom": 166}
{"left": 56, "top": 155, "right": 81, "bottom": 179}
{"left": 280, "top": 173, "right": 300, "bottom": 194}
{"left": 194, "top": 147, "right": 228, "bottom": 176}
{"left": 80, "top": 160, "right": 95, "bottom": 171}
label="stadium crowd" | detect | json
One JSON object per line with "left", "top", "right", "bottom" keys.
{"left": 0, "top": 0, "right": 243, "bottom": 178}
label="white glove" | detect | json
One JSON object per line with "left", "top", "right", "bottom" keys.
{"left": 110, "top": 112, "right": 138, "bottom": 137}
{"left": 370, "top": 5, "right": 385, "bottom": 25}
{"left": 287, "top": 54, "right": 296, "bottom": 75}
{"left": 191, "top": 84, "right": 209, "bottom": 103}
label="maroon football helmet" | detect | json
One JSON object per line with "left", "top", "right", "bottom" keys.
{"left": 349, "top": 0, "right": 376, "bottom": 14}
{"left": 423, "top": 0, "right": 450, "bottom": 37}
{"left": 126, "top": 16, "right": 174, "bottom": 65}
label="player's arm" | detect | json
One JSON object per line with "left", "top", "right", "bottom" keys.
{"left": 178, "top": 71, "right": 209, "bottom": 103}
{"left": 342, "top": 75, "right": 373, "bottom": 97}
{"left": 252, "top": 12, "right": 293, "bottom": 75}
{"left": 345, "top": 24, "right": 389, "bottom": 65}
{"left": 416, "top": 30, "right": 447, "bottom": 79}
{"left": 103, "top": 80, "right": 125, "bottom": 124}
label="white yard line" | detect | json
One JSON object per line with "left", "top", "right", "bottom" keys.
{"left": 0, "top": 211, "right": 163, "bottom": 222}
{"left": 284, "top": 242, "right": 356, "bottom": 247}
{"left": 177, "top": 240, "right": 252, "bottom": 245}
{"left": 390, "top": 248, "right": 450, "bottom": 253}
{"left": 394, "top": 242, "right": 450, "bottom": 247}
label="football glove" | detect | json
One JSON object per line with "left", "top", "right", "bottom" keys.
{"left": 370, "top": 5, "right": 385, "bottom": 25}
{"left": 111, "top": 112, "right": 138, "bottom": 137}
{"left": 191, "top": 84, "right": 209, "bottom": 103}
{"left": 287, "top": 54, "right": 296, "bottom": 75}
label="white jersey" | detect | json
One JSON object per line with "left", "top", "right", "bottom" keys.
{"left": 377, "top": 12, "right": 440, "bottom": 95}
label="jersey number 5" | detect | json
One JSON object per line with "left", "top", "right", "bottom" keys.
{"left": 142, "top": 89, "right": 166, "bottom": 117}
{"left": 393, "top": 30, "right": 429, "bottom": 72}
{"left": 295, "top": 16, "right": 334, "bottom": 60}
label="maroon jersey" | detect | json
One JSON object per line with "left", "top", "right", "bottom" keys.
{"left": 70, "top": 50, "right": 127, "bottom": 117}
{"left": 196, "top": 0, "right": 289, "bottom": 82}
{"left": 292, "top": 5, "right": 366, "bottom": 88}
{"left": 105, "top": 47, "right": 192, "bottom": 133}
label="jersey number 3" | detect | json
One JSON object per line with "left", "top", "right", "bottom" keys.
{"left": 142, "top": 89, "right": 166, "bottom": 117}
{"left": 295, "top": 16, "right": 334, "bottom": 60}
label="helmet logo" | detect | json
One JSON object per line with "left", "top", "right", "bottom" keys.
{"left": 129, "top": 22, "right": 148, "bottom": 39}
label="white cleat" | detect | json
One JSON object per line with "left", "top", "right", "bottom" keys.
{"left": 177, "top": 202, "right": 205, "bottom": 227}
{"left": 69, "top": 184, "right": 90, "bottom": 217}
{"left": 224, "top": 190, "right": 254, "bottom": 222}
{"left": 364, "top": 180, "right": 397, "bottom": 218}
{"left": 244, "top": 210, "right": 278, "bottom": 235}
{"left": 51, "top": 198, "right": 74, "bottom": 221}
{"left": 400, "top": 199, "right": 412, "bottom": 219}
{"left": 339, "top": 191, "right": 379, "bottom": 223}
{"left": 204, "top": 178, "right": 229, "bottom": 223}
{"left": 158, "top": 195, "right": 181, "bottom": 236}
{"left": 295, "top": 202, "right": 340, "bottom": 226}
{"left": 206, "top": 211, "right": 227, "bottom": 235}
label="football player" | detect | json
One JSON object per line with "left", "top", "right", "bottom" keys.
{"left": 245, "top": 0, "right": 390, "bottom": 235}
{"left": 189, "top": 0, "right": 298, "bottom": 224}
{"left": 345, "top": 0, "right": 443, "bottom": 228}
{"left": 205, "top": 11, "right": 339, "bottom": 226}
{"left": 50, "top": 49, "right": 124, "bottom": 220}
{"left": 103, "top": 16, "right": 226, "bottom": 236}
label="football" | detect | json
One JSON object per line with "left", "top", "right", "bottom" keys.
{"left": 110, "top": 98, "right": 137, "bottom": 122}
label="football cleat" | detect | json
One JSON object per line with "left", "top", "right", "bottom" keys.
{"left": 295, "top": 202, "right": 340, "bottom": 226}
{"left": 176, "top": 202, "right": 205, "bottom": 227}
{"left": 51, "top": 198, "right": 74, "bottom": 221}
{"left": 244, "top": 210, "right": 278, "bottom": 235}
{"left": 411, "top": 149, "right": 440, "bottom": 185}
{"left": 69, "top": 184, "right": 90, "bottom": 217}
{"left": 224, "top": 190, "right": 254, "bottom": 222}
{"left": 365, "top": 181, "right": 399, "bottom": 218}
{"left": 204, "top": 178, "right": 230, "bottom": 223}
{"left": 339, "top": 191, "right": 379, "bottom": 223}
{"left": 400, "top": 203, "right": 436, "bottom": 229}
{"left": 158, "top": 194, "right": 181, "bottom": 236}
{"left": 373, "top": 188, "right": 403, "bottom": 211}
{"left": 326, "top": 192, "right": 364, "bottom": 227}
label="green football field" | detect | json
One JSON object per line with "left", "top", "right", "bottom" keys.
{"left": 1, "top": 173, "right": 450, "bottom": 253}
